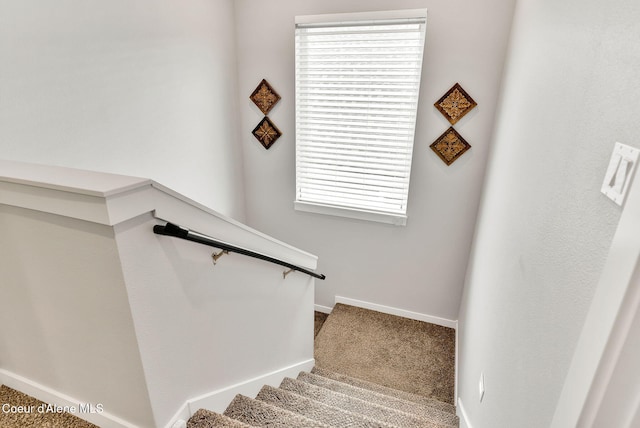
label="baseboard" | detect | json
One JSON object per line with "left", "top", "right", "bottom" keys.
{"left": 185, "top": 359, "right": 315, "bottom": 416}
{"left": 0, "top": 369, "right": 138, "bottom": 428}
{"left": 334, "top": 296, "right": 458, "bottom": 329}
{"left": 163, "top": 402, "right": 190, "bottom": 428}
{"left": 457, "top": 397, "right": 473, "bottom": 428}
{"left": 314, "top": 304, "right": 333, "bottom": 314}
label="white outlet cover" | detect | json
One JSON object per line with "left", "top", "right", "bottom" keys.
{"left": 602, "top": 142, "right": 640, "bottom": 206}
{"left": 479, "top": 372, "right": 485, "bottom": 402}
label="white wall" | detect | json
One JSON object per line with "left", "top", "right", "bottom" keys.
{"left": 589, "top": 260, "right": 640, "bottom": 428}
{"left": 457, "top": 0, "right": 640, "bottom": 426}
{"left": 115, "top": 210, "right": 315, "bottom": 427}
{"left": 234, "top": 0, "right": 516, "bottom": 321}
{"left": 550, "top": 167, "right": 640, "bottom": 427}
{"left": 0, "top": 160, "right": 318, "bottom": 427}
{"left": 0, "top": 204, "right": 155, "bottom": 427}
{"left": 0, "top": 0, "right": 245, "bottom": 219}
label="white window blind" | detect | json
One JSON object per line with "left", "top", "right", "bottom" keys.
{"left": 295, "top": 10, "right": 427, "bottom": 225}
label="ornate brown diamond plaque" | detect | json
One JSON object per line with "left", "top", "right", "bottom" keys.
{"left": 252, "top": 116, "right": 282, "bottom": 149}
{"left": 250, "top": 79, "right": 281, "bottom": 115}
{"left": 435, "top": 83, "right": 477, "bottom": 125}
{"left": 430, "top": 127, "right": 471, "bottom": 165}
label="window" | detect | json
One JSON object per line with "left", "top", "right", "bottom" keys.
{"left": 294, "top": 9, "right": 427, "bottom": 226}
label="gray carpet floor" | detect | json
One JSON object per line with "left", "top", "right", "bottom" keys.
{"left": 314, "top": 311, "right": 328, "bottom": 337}
{"left": 0, "top": 385, "right": 98, "bottom": 428}
{"left": 314, "top": 303, "right": 456, "bottom": 404}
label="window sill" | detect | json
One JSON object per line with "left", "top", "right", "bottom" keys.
{"left": 294, "top": 200, "right": 407, "bottom": 226}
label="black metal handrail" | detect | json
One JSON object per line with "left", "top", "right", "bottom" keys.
{"left": 153, "top": 222, "right": 326, "bottom": 280}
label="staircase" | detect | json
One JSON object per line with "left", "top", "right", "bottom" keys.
{"left": 187, "top": 367, "right": 459, "bottom": 427}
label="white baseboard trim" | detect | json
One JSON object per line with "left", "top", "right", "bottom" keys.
{"left": 314, "top": 304, "right": 333, "bottom": 314}
{"left": 334, "top": 296, "right": 458, "bottom": 329}
{"left": 0, "top": 369, "right": 138, "bottom": 428}
{"left": 457, "top": 397, "right": 473, "bottom": 428}
{"left": 185, "top": 359, "right": 315, "bottom": 416}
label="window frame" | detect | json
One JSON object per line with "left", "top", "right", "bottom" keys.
{"left": 293, "top": 9, "right": 428, "bottom": 226}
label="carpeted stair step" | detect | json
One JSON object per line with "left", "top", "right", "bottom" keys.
{"left": 299, "top": 371, "right": 459, "bottom": 427}
{"left": 280, "top": 377, "right": 455, "bottom": 428}
{"left": 223, "top": 394, "right": 330, "bottom": 428}
{"left": 187, "top": 408, "right": 254, "bottom": 428}
{"left": 314, "top": 304, "right": 455, "bottom": 404}
{"left": 312, "top": 367, "right": 456, "bottom": 415}
{"left": 256, "top": 384, "right": 397, "bottom": 428}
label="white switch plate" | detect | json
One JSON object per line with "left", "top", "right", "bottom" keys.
{"left": 602, "top": 142, "right": 640, "bottom": 206}
{"left": 479, "top": 372, "right": 485, "bottom": 403}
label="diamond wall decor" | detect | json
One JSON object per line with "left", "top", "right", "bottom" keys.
{"left": 250, "top": 79, "right": 281, "bottom": 115}
{"left": 435, "top": 83, "right": 477, "bottom": 125}
{"left": 252, "top": 116, "right": 282, "bottom": 149}
{"left": 430, "top": 127, "right": 471, "bottom": 165}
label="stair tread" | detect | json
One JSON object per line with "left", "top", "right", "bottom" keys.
{"left": 280, "top": 377, "right": 456, "bottom": 428}
{"left": 223, "top": 394, "right": 331, "bottom": 428}
{"left": 257, "top": 384, "right": 398, "bottom": 428}
{"left": 187, "top": 408, "right": 255, "bottom": 428}
{"left": 301, "top": 371, "right": 459, "bottom": 425}
{"left": 312, "top": 367, "right": 456, "bottom": 415}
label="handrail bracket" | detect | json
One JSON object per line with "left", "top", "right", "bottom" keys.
{"left": 283, "top": 268, "right": 294, "bottom": 279}
{"left": 211, "top": 250, "right": 229, "bottom": 265}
